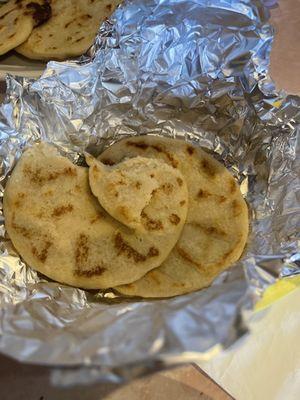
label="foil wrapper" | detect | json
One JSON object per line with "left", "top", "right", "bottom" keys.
{"left": 0, "top": 0, "right": 299, "bottom": 384}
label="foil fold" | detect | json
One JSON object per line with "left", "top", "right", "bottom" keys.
{"left": 0, "top": 0, "right": 299, "bottom": 383}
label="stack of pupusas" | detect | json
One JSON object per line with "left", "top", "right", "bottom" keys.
{"left": 4, "top": 137, "right": 249, "bottom": 298}
{"left": 0, "top": 0, "right": 120, "bottom": 59}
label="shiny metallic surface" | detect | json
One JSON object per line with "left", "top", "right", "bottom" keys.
{"left": 0, "top": 0, "right": 299, "bottom": 383}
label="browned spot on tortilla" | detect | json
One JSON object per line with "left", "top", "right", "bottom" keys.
{"left": 31, "top": 240, "right": 52, "bottom": 263}
{"left": 93, "top": 164, "right": 99, "bottom": 173}
{"left": 115, "top": 233, "right": 159, "bottom": 262}
{"left": 177, "top": 246, "right": 202, "bottom": 269}
{"left": 141, "top": 211, "right": 163, "bottom": 231}
{"left": 75, "top": 265, "right": 106, "bottom": 277}
{"left": 218, "top": 195, "right": 227, "bottom": 203}
{"left": 161, "top": 183, "right": 173, "bottom": 194}
{"left": 197, "top": 189, "right": 211, "bottom": 199}
{"left": 49, "top": 33, "right": 53, "bottom": 37}
{"left": 169, "top": 213, "right": 180, "bottom": 225}
{"left": 173, "top": 282, "right": 185, "bottom": 288}
{"left": 75, "top": 37, "right": 84, "bottom": 43}
{"left": 106, "top": 4, "right": 112, "bottom": 10}
{"left": 135, "top": 181, "right": 142, "bottom": 189}
{"left": 114, "top": 192, "right": 119, "bottom": 198}
{"left": 126, "top": 141, "right": 178, "bottom": 168}
{"left": 11, "top": 221, "right": 31, "bottom": 238}
{"left": 197, "top": 189, "right": 227, "bottom": 203}
{"left": 26, "top": 1, "right": 52, "bottom": 27}
{"left": 231, "top": 199, "right": 242, "bottom": 217}
{"left": 52, "top": 204, "right": 73, "bottom": 217}
{"left": 229, "top": 179, "right": 237, "bottom": 194}
{"left": 50, "top": 46, "right": 57, "bottom": 50}
{"left": 102, "top": 158, "right": 115, "bottom": 166}
{"left": 75, "top": 233, "right": 89, "bottom": 265}
{"left": 8, "top": 33, "right": 15, "bottom": 39}
{"left": 186, "top": 145, "right": 195, "bottom": 155}
{"left": 177, "top": 177, "right": 183, "bottom": 186}
{"left": 126, "top": 140, "right": 148, "bottom": 150}
{"left": 150, "top": 173, "right": 155, "bottom": 178}
{"left": 148, "top": 247, "right": 159, "bottom": 257}
{"left": 82, "top": 14, "right": 92, "bottom": 19}
{"left": 180, "top": 200, "right": 186, "bottom": 206}
{"left": 24, "top": 165, "right": 77, "bottom": 185}
{"left": 90, "top": 213, "right": 103, "bottom": 224}
{"left": 43, "top": 190, "right": 53, "bottom": 196}
{"left": 200, "top": 158, "right": 216, "bottom": 178}
{"left": 189, "top": 222, "right": 227, "bottom": 238}
{"left": 65, "top": 19, "right": 75, "bottom": 28}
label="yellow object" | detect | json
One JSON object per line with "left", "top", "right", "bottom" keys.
{"left": 255, "top": 276, "right": 300, "bottom": 311}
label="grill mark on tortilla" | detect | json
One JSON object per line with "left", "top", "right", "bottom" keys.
{"left": 75, "top": 233, "right": 89, "bottom": 265}
{"left": 31, "top": 240, "right": 52, "bottom": 263}
{"left": 102, "top": 158, "right": 115, "bottom": 166}
{"left": 90, "top": 213, "right": 103, "bottom": 224}
{"left": 200, "top": 158, "right": 217, "bottom": 178}
{"left": 75, "top": 265, "right": 106, "bottom": 277}
{"left": 25, "top": 1, "right": 52, "bottom": 27}
{"left": 177, "top": 177, "right": 183, "bottom": 186}
{"left": 186, "top": 145, "right": 195, "bottom": 155}
{"left": 176, "top": 246, "right": 203, "bottom": 269}
{"left": 189, "top": 222, "right": 227, "bottom": 238}
{"left": 169, "top": 213, "right": 180, "bottom": 225}
{"left": 11, "top": 221, "right": 31, "bottom": 238}
{"left": 75, "top": 36, "right": 84, "bottom": 43}
{"left": 126, "top": 141, "right": 178, "bottom": 168}
{"left": 52, "top": 204, "right": 73, "bottom": 217}
{"left": 24, "top": 165, "right": 77, "bottom": 184}
{"left": 197, "top": 189, "right": 227, "bottom": 203}
{"left": 161, "top": 183, "right": 173, "bottom": 194}
{"left": 141, "top": 210, "right": 163, "bottom": 231}
{"left": 180, "top": 200, "right": 186, "bottom": 206}
{"left": 115, "top": 232, "right": 159, "bottom": 262}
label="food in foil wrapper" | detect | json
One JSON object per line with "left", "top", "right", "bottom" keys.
{"left": 3, "top": 136, "right": 247, "bottom": 297}
{"left": 3, "top": 141, "right": 189, "bottom": 289}
{"left": 0, "top": 0, "right": 299, "bottom": 384}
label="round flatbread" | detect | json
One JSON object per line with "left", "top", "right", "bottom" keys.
{"left": 0, "top": 0, "right": 51, "bottom": 56}
{"left": 98, "top": 136, "right": 249, "bottom": 297}
{"left": 86, "top": 155, "right": 188, "bottom": 232}
{"left": 16, "top": 0, "right": 120, "bottom": 60}
{"left": 3, "top": 142, "right": 187, "bottom": 289}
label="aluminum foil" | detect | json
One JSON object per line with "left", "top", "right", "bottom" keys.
{"left": 0, "top": 0, "right": 299, "bottom": 383}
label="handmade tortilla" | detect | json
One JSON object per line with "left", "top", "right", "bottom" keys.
{"left": 3, "top": 142, "right": 187, "bottom": 289}
{"left": 98, "top": 136, "right": 249, "bottom": 297}
{"left": 16, "top": 0, "right": 120, "bottom": 60}
{"left": 0, "top": 0, "right": 51, "bottom": 56}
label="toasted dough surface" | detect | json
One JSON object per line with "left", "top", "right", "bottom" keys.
{"left": 4, "top": 143, "right": 187, "bottom": 289}
{"left": 98, "top": 136, "right": 249, "bottom": 298}
{"left": 16, "top": 0, "right": 120, "bottom": 60}
{"left": 87, "top": 155, "right": 188, "bottom": 233}
{"left": 0, "top": 0, "right": 51, "bottom": 56}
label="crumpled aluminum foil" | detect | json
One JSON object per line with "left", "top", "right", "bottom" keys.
{"left": 0, "top": 0, "right": 299, "bottom": 384}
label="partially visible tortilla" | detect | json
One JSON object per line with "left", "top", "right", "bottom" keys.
{"left": 86, "top": 155, "right": 188, "bottom": 233}
{"left": 0, "top": 0, "right": 51, "bottom": 56}
{"left": 4, "top": 142, "right": 187, "bottom": 289}
{"left": 98, "top": 136, "right": 249, "bottom": 298}
{"left": 16, "top": 0, "right": 120, "bottom": 60}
